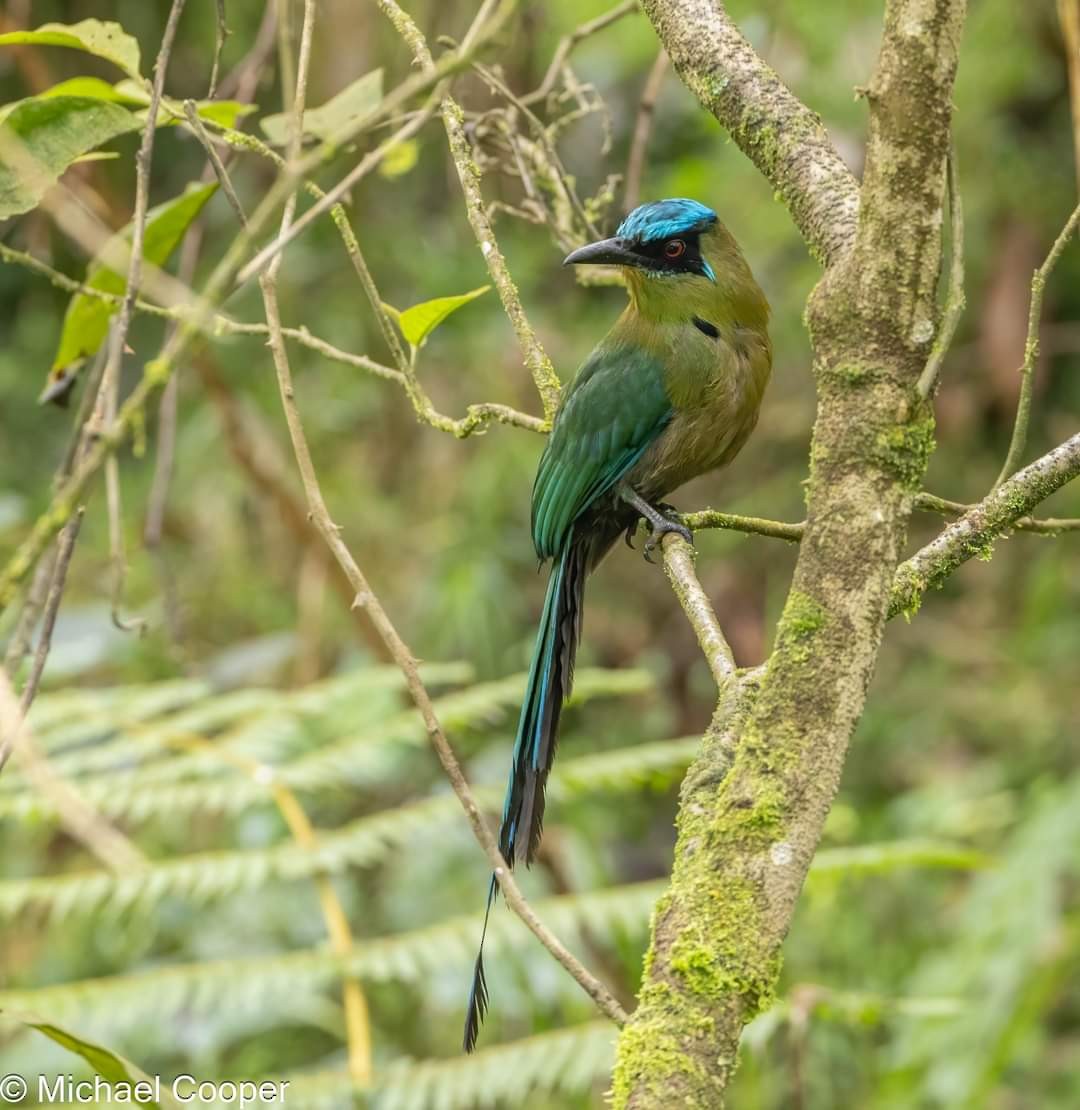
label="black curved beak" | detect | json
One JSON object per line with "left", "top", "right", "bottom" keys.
{"left": 562, "top": 237, "right": 639, "bottom": 268}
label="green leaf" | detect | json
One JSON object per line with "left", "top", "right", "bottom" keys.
{"left": 107, "top": 79, "right": 255, "bottom": 130}
{"left": 0, "top": 1012, "right": 176, "bottom": 1106}
{"left": 188, "top": 100, "right": 257, "bottom": 129}
{"left": 44, "top": 182, "right": 218, "bottom": 401}
{"left": 0, "top": 20, "right": 142, "bottom": 79}
{"left": 0, "top": 77, "right": 124, "bottom": 126}
{"left": 72, "top": 151, "right": 121, "bottom": 164}
{"left": 260, "top": 69, "right": 383, "bottom": 145}
{"left": 378, "top": 138, "right": 419, "bottom": 179}
{"left": 39, "top": 76, "right": 128, "bottom": 102}
{"left": 393, "top": 285, "right": 491, "bottom": 348}
{"left": 0, "top": 96, "right": 140, "bottom": 219}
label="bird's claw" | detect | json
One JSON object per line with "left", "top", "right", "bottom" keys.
{"left": 623, "top": 521, "right": 637, "bottom": 549}
{"left": 642, "top": 514, "right": 693, "bottom": 564}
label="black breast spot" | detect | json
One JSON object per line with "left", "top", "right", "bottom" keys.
{"left": 692, "top": 316, "right": 719, "bottom": 340}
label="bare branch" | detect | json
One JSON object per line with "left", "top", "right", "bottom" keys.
{"left": 377, "top": 0, "right": 563, "bottom": 420}
{"left": 684, "top": 509, "right": 805, "bottom": 542}
{"left": 232, "top": 96, "right": 442, "bottom": 286}
{"left": 914, "top": 492, "right": 1080, "bottom": 535}
{"left": 521, "top": 0, "right": 639, "bottom": 107}
{"left": 257, "top": 0, "right": 624, "bottom": 1033}
{"left": 624, "top": 49, "right": 669, "bottom": 211}
{"left": 640, "top": 0, "right": 859, "bottom": 265}
{"left": 994, "top": 199, "right": 1080, "bottom": 486}
{"left": 208, "top": 0, "right": 230, "bottom": 98}
{"left": 660, "top": 535, "right": 736, "bottom": 688}
{"left": 917, "top": 148, "right": 966, "bottom": 398}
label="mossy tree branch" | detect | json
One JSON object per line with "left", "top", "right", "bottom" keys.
{"left": 638, "top": 0, "right": 859, "bottom": 266}
{"left": 891, "top": 433, "right": 1080, "bottom": 617}
{"left": 613, "top": 1, "right": 968, "bottom": 1103}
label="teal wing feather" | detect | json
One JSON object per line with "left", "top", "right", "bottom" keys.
{"left": 531, "top": 344, "right": 672, "bottom": 559}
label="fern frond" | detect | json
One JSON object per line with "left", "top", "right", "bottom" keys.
{"left": 0, "top": 884, "right": 664, "bottom": 1034}
{"left": 0, "top": 722, "right": 680, "bottom": 923}
{"left": 808, "top": 839, "right": 991, "bottom": 879}
{"left": 0, "top": 668, "right": 652, "bottom": 824}
{"left": 1, "top": 663, "right": 473, "bottom": 795}
{"left": 257, "top": 1023, "right": 614, "bottom": 1110}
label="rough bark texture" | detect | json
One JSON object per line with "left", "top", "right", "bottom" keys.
{"left": 639, "top": 0, "right": 859, "bottom": 266}
{"left": 613, "top": 2, "right": 968, "bottom": 1104}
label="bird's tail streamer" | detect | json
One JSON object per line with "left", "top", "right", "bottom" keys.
{"left": 463, "top": 533, "right": 588, "bottom": 1052}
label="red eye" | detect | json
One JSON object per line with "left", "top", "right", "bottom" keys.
{"left": 664, "top": 239, "right": 686, "bottom": 259}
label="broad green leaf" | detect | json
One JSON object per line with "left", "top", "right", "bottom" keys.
{"left": 1, "top": 1011, "right": 176, "bottom": 1106}
{"left": 108, "top": 79, "right": 255, "bottom": 130}
{"left": 39, "top": 76, "right": 127, "bottom": 102}
{"left": 393, "top": 285, "right": 491, "bottom": 348}
{"left": 378, "top": 138, "right": 419, "bottom": 179}
{"left": 0, "top": 96, "right": 140, "bottom": 219}
{"left": 0, "top": 77, "right": 124, "bottom": 126}
{"left": 187, "top": 100, "right": 257, "bottom": 129}
{"left": 260, "top": 68, "right": 383, "bottom": 146}
{"left": 44, "top": 183, "right": 218, "bottom": 401}
{"left": 0, "top": 20, "right": 142, "bottom": 79}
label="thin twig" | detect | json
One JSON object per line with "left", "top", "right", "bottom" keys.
{"left": 994, "top": 200, "right": 1080, "bottom": 486}
{"left": 256, "top": 0, "right": 374, "bottom": 1079}
{"left": 914, "top": 492, "right": 1080, "bottom": 534}
{"left": 624, "top": 48, "right": 668, "bottom": 211}
{"left": 16, "top": 515, "right": 83, "bottom": 720}
{"left": 685, "top": 498, "right": 1079, "bottom": 541}
{"left": 377, "top": 0, "right": 562, "bottom": 421}
{"left": 917, "top": 148, "right": 966, "bottom": 398}
{"left": 184, "top": 101, "right": 249, "bottom": 224}
{"left": 682, "top": 509, "right": 805, "bottom": 542}
{"left": 520, "top": 0, "right": 639, "bottom": 107}
{"left": 0, "top": 3, "right": 520, "bottom": 612}
{"left": 208, "top": 0, "right": 230, "bottom": 98}
{"left": 2, "top": 298, "right": 108, "bottom": 718}
{"left": 0, "top": 241, "right": 401, "bottom": 377}
{"left": 660, "top": 535, "right": 736, "bottom": 688}
{"left": 216, "top": 0, "right": 277, "bottom": 101}
{"left": 258, "top": 2, "right": 625, "bottom": 1031}
{"left": 98, "top": 0, "right": 188, "bottom": 632}
{"left": 472, "top": 61, "right": 599, "bottom": 240}
{"left": 233, "top": 94, "right": 442, "bottom": 285}
{"left": 892, "top": 432, "right": 1080, "bottom": 617}
{"left": 0, "top": 551, "right": 56, "bottom": 681}
{"left": 182, "top": 104, "right": 545, "bottom": 439}
{"left": 0, "top": 669, "right": 146, "bottom": 872}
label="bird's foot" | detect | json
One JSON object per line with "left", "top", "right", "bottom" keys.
{"left": 617, "top": 483, "right": 693, "bottom": 564}
{"left": 642, "top": 512, "right": 693, "bottom": 564}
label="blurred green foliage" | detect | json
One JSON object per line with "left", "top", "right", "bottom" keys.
{"left": 0, "top": 0, "right": 1078, "bottom": 1106}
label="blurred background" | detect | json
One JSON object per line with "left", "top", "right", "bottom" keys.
{"left": 0, "top": 0, "right": 1078, "bottom": 1106}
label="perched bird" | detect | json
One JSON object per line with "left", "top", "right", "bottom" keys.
{"left": 463, "top": 198, "right": 772, "bottom": 1051}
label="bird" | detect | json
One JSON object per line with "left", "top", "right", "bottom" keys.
{"left": 463, "top": 198, "right": 772, "bottom": 1051}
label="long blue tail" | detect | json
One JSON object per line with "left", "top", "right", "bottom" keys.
{"left": 463, "top": 533, "right": 589, "bottom": 1051}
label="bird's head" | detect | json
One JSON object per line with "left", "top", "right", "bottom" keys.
{"left": 563, "top": 198, "right": 720, "bottom": 285}
{"left": 563, "top": 198, "right": 760, "bottom": 322}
